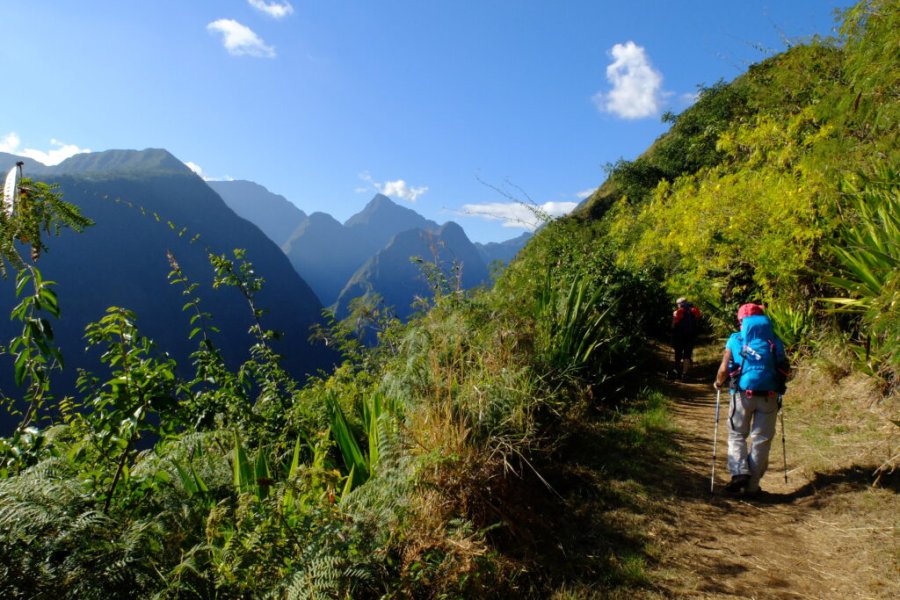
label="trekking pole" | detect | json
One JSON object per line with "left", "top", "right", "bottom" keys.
{"left": 710, "top": 387, "right": 721, "bottom": 493}
{"left": 779, "top": 395, "right": 788, "bottom": 483}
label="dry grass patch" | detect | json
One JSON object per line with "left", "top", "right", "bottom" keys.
{"left": 783, "top": 355, "right": 898, "bottom": 481}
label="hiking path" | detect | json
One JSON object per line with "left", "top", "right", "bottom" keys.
{"left": 636, "top": 344, "right": 898, "bottom": 599}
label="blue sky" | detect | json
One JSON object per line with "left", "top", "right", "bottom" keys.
{"left": 2, "top": 1, "right": 850, "bottom": 243}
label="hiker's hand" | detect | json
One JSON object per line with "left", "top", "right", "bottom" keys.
{"left": 713, "top": 381, "right": 721, "bottom": 391}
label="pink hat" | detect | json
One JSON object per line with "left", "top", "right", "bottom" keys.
{"left": 737, "top": 303, "right": 765, "bottom": 321}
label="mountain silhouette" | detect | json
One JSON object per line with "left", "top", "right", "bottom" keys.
{"left": 283, "top": 194, "right": 440, "bottom": 305}
{"left": 474, "top": 231, "right": 532, "bottom": 266}
{"left": 208, "top": 179, "right": 307, "bottom": 247}
{"left": 335, "top": 221, "right": 489, "bottom": 321}
{"left": 0, "top": 149, "right": 335, "bottom": 430}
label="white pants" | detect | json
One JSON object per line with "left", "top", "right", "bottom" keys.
{"left": 727, "top": 391, "right": 779, "bottom": 492}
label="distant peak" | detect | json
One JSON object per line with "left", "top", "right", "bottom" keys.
{"left": 366, "top": 193, "right": 396, "bottom": 208}
{"left": 50, "top": 148, "right": 193, "bottom": 176}
{"left": 307, "top": 211, "right": 342, "bottom": 226}
{"left": 438, "top": 221, "right": 465, "bottom": 235}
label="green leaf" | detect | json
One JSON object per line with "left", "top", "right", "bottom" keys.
{"left": 173, "top": 460, "right": 199, "bottom": 496}
{"left": 326, "top": 393, "right": 368, "bottom": 489}
{"left": 254, "top": 451, "right": 271, "bottom": 500}
{"left": 288, "top": 436, "right": 302, "bottom": 479}
{"left": 14, "top": 352, "right": 28, "bottom": 387}
{"left": 340, "top": 466, "right": 356, "bottom": 503}
{"left": 190, "top": 461, "right": 208, "bottom": 494}
{"left": 39, "top": 287, "right": 60, "bottom": 318}
{"left": 15, "top": 272, "right": 31, "bottom": 297}
{"left": 233, "top": 432, "right": 254, "bottom": 494}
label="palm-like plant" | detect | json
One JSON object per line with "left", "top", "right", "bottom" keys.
{"left": 535, "top": 268, "right": 616, "bottom": 376}
{"left": 822, "top": 168, "right": 899, "bottom": 377}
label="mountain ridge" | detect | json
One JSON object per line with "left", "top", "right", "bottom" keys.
{"left": 209, "top": 179, "right": 308, "bottom": 247}
{"left": 0, "top": 149, "right": 335, "bottom": 416}
{"left": 335, "top": 219, "right": 489, "bottom": 320}
{"left": 9, "top": 150, "right": 531, "bottom": 319}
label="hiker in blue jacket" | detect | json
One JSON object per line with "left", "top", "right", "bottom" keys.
{"left": 713, "top": 303, "right": 789, "bottom": 496}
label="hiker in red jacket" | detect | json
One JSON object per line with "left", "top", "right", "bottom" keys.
{"left": 672, "top": 297, "right": 702, "bottom": 380}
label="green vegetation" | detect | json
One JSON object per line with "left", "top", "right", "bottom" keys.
{"left": 591, "top": 0, "right": 898, "bottom": 387}
{"left": 0, "top": 1, "right": 897, "bottom": 597}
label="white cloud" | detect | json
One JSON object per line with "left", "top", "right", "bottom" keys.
{"left": 248, "top": 0, "right": 294, "bottom": 19}
{"left": 207, "top": 19, "right": 275, "bottom": 58}
{"left": 576, "top": 188, "right": 597, "bottom": 200}
{"left": 381, "top": 179, "right": 428, "bottom": 203}
{"left": 593, "top": 41, "right": 664, "bottom": 119}
{"left": 0, "top": 132, "right": 21, "bottom": 153}
{"left": 185, "top": 161, "right": 207, "bottom": 178}
{"left": 460, "top": 201, "right": 578, "bottom": 230}
{"left": 183, "top": 160, "right": 235, "bottom": 181}
{"left": 359, "top": 172, "right": 428, "bottom": 203}
{"left": 541, "top": 202, "right": 579, "bottom": 218}
{"left": 0, "top": 132, "right": 89, "bottom": 165}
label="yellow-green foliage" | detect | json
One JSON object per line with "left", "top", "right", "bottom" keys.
{"left": 602, "top": 0, "right": 898, "bottom": 327}
{"left": 609, "top": 108, "right": 834, "bottom": 307}
{"left": 838, "top": 0, "right": 899, "bottom": 155}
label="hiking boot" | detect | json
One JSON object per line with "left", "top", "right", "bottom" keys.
{"left": 723, "top": 474, "right": 750, "bottom": 494}
{"left": 743, "top": 487, "right": 766, "bottom": 500}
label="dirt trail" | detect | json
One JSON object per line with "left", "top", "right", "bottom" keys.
{"left": 649, "top": 372, "right": 896, "bottom": 599}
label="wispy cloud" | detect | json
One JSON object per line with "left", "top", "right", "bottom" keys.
{"left": 185, "top": 161, "right": 208, "bottom": 179}
{"left": 359, "top": 172, "right": 429, "bottom": 203}
{"left": 248, "top": 0, "right": 294, "bottom": 19}
{"left": 593, "top": 41, "right": 664, "bottom": 119}
{"left": 185, "top": 161, "right": 234, "bottom": 182}
{"left": 576, "top": 187, "right": 597, "bottom": 200}
{"left": 207, "top": 19, "right": 275, "bottom": 58}
{"left": 460, "top": 201, "right": 578, "bottom": 230}
{"left": 0, "top": 132, "right": 89, "bottom": 165}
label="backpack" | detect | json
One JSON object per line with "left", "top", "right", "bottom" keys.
{"left": 674, "top": 305, "right": 697, "bottom": 335}
{"left": 731, "top": 314, "right": 789, "bottom": 393}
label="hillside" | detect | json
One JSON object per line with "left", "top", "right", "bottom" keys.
{"left": 0, "top": 1, "right": 896, "bottom": 598}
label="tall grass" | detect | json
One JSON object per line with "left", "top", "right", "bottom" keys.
{"left": 535, "top": 268, "right": 616, "bottom": 376}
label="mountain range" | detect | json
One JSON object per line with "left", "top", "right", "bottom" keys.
{"left": 0, "top": 149, "right": 531, "bottom": 419}
{"left": 335, "top": 220, "right": 490, "bottom": 320}
{"left": 211, "top": 182, "right": 530, "bottom": 311}
{"left": 0, "top": 149, "right": 335, "bottom": 425}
